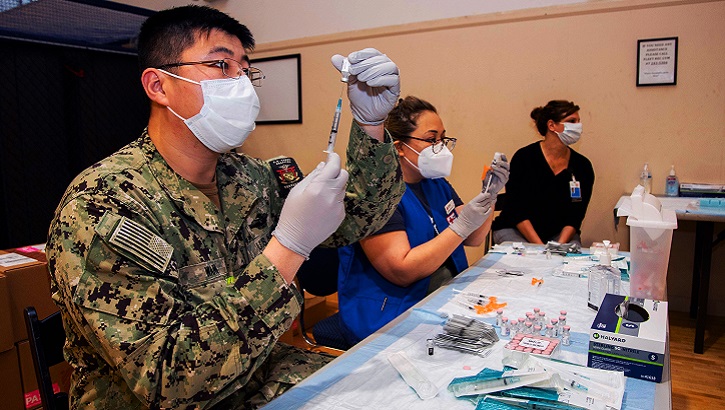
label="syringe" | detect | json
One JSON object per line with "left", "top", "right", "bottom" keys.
{"left": 324, "top": 58, "right": 351, "bottom": 160}
{"left": 483, "top": 152, "right": 504, "bottom": 194}
{"left": 325, "top": 97, "right": 343, "bottom": 161}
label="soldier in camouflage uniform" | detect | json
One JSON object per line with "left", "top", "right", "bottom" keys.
{"left": 46, "top": 5, "right": 404, "bottom": 409}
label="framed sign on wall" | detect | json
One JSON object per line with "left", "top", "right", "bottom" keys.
{"left": 637, "top": 37, "right": 678, "bottom": 86}
{"left": 251, "top": 53, "right": 302, "bottom": 124}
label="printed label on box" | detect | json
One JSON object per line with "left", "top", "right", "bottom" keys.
{"left": 519, "top": 337, "right": 551, "bottom": 350}
{"left": 0, "top": 253, "right": 36, "bottom": 267}
{"left": 25, "top": 384, "right": 60, "bottom": 409}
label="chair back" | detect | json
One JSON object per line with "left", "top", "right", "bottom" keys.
{"left": 24, "top": 307, "right": 69, "bottom": 410}
{"left": 296, "top": 247, "right": 339, "bottom": 297}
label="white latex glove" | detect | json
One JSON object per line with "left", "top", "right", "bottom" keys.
{"left": 483, "top": 154, "right": 510, "bottom": 195}
{"left": 272, "top": 153, "right": 349, "bottom": 258}
{"left": 331, "top": 48, "right": 401, "bottom": 125}
{"left": 449, "top": 192, "right": 495, "bottom": 239}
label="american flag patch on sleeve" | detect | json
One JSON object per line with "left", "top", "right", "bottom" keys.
{"left": 109, "top": 216, "right": 173, "bottom": 272}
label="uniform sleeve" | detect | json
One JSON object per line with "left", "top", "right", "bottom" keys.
{"left": 321, "top": 121, "right": 405, "bottom": 247}
{"left": 47, "top": 192, "right": 301, "bottom": 409}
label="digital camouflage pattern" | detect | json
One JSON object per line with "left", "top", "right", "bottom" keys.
{"left": 46, "top": 121, "right": 403, "bottom": 409}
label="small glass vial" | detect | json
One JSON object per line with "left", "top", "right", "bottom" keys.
{"left": 426, "top": 338, "right": 434, "bottom": 355}
{"left": 524, "top": 321, "right": 533, "bottom": 335}
{"left": 534, "top": 325, "right": 542, "bottom": 336}
{"left": 550, "top": 318, "right": 559, "bottom": 337}
{"left": 562, "top": 326, "right": 571, "bottom": 346}
{"left": 517, "top": 317, "right": 526, "bottom": 334}
{"left": 501, "top": 317, "right": 510, "bottom": 337}
{"left": 559, "top": 316, "right": 567, "bottom": 333}
{"left": 496, "top": 309, "right": 504, "bottom": 327}
{"left": 560, "top": 310, "right": 567, "bottom": 318}
{"left": 545, "top": 324, "right": 554, "bottom": 338}
{"left": 538, "top": 311, "right": 547, "bottom": 327}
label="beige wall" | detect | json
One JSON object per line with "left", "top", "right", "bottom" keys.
{"left": 242, "top": 0, "right": 725, "bottom": 314}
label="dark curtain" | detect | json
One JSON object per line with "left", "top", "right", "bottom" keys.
{"left": 0, "top": 39, "right": 149, "bottom": 249}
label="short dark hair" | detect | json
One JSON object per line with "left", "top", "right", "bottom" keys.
{"left": 137, "top": 5, "right": 254, "bottom": 73}
{"left": 385, "top": 96, "right": 438, "bottom": 141}
{"left": 530, "top": 100, "right": 580, "bottom": 136}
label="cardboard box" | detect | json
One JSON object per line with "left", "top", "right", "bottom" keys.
{"left": 0, "top": 273, "right": 15, "bottom": 352}
{"left": 17, "top": 340, "right": 72, "bottom": 410}
{"left": 588, "top": 294, "right": 667, "bottom": 383}
{"left": 0, "top": 250, "right": 58, "bottom": 344}
{"left": 0, "top": 347, "right": 25, "bottom": 410}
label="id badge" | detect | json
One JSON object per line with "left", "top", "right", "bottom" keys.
{"left": 570, "top": 180, "right": 582, "bottom": 201}
{"left": 444, "top": 199, "right": 457, "bottom": 224}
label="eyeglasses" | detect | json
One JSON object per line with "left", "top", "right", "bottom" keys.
{"left": 406, "top": 136, "right": 457, "bottom": 154}
{"left": 157, "top": 58, "right": 265, "bottom": 87}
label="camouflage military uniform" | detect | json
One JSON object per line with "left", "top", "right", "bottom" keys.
{"left": 46, "top": 122, "right": 403, "bottom": 409}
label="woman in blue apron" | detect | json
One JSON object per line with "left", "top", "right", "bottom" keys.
{"left": 337, "top": 96, "right": 509, "bottom": 345}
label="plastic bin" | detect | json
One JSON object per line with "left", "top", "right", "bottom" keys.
{"left": 626, "top": 190, "right": 677, "bottom": 301}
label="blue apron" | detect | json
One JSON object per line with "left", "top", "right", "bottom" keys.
{"left": 338, "top": 178, "right": 468, "bottom": 344}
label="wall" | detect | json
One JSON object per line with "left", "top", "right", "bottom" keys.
{"left": 114, "top": 0, "right": 591, "bottom": 44}
{"left": 241, "top": 0, "right": 725, "bottom": 314}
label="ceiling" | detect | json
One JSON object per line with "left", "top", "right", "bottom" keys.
{"left": 0, "top": 0, "right": 155, "bottom": 53}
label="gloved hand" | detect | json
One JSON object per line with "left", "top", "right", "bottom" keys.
{"left": 272, "top": 153, "right": 349, "bottom": 258}
{"left": 331, "top": 48, "right": 401, "bottom": 125}
{"left": 482, "top": 154, "right": 510, "bottom": 195}
{"left": 449, "top": 192, "right": 495, "bottom": 239}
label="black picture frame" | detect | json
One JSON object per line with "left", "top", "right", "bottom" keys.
{"left": 251, "top": 53, "right": 302, "bottom": 124}
{"left": 637, "top": 37, "right": 678, "bottom": 87}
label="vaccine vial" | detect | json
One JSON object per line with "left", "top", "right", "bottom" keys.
{"left": 496, "top": 309, "right": 504, "bottom": 327}
{"left": 501, "top": 317, "right": 510, "bottom": 337}
{"left": 562, "top": 326, "right": 571, "bottom": 346}
{"left": 538, "top": 311, "right": 547, "bottom": 327}
{"left": 545, "top": 324, "right": 554, "bottom": 338}
{"left": 533, "top": 307, "right": 541, "bottom": 315}
{"left": 560, "top": 310, "right": 567, "bottom": 318}
{"left": 426, "top": 338, "right": 434, "bottom": 355}
{"left": 534, "top": 325, "right": 542, "bottom": 336}
{"left": 524, "top": 321, "right": 533, "bottom": 335}
{"left": 517, "top": 317, "right": 526, "bottom": 334}
{"left": 550, "top": 318, "right": 559, "bottom": 337}
{"left": 559, "top": 316, "right": 567, "bottom": 333}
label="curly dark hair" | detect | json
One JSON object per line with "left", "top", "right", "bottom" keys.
{"left": 530, "top": 100, "right": 580, "bottom": 136}
{"left": 385, "top": 96, "right": 438, "bottom": 141}
{"left": 137, "top": 5, "right": 254, "bottom": 73}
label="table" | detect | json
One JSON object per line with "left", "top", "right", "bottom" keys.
{"left": 265, "top": 247, "right": 671, "bottom": 409}
{"left": 615, "top": 195, "right": 725, "bottom": 354}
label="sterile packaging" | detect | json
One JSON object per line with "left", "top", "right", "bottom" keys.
{"left": 587, "top": 265, "right": 621, "bottom": 310}
{"left": 588, "top": 294, "right": 667, "bottom": 383}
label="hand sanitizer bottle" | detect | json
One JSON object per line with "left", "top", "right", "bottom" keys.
{"left": 665, "top": 165, "right": 679, "bottom": 197}
{"left": 640, "top": 163, "right": 653, "bottom": 194}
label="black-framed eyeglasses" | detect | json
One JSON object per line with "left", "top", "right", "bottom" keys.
{"left": 157, "top": 58, "right": 265, "bottom": 87}
{"left": 406, "top": 136, "right": 457, "bottom": 154}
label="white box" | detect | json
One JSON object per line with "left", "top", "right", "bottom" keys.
{"left": 588, "top": 294, "right": 667, "bottom": 383}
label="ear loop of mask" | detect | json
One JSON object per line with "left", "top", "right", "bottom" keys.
{"left": 158, "top": 69, "right": 201, "bottom": 122}
{"left": 400, "top": 141, "right": 425, "bottom": 173}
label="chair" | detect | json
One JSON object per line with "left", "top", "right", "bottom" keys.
{"left": 23, "top": 307, "right": 69, "bottom": 410}
{"left": 295, "top": 247, "right": 351, "bottom": 351}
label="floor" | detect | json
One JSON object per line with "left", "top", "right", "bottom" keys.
{"left": 287, "top": 297, "right": 725, "bottom": 409}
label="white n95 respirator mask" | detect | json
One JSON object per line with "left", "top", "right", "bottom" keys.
{"left": 161, "top": 70, "right": 260, "bottom": 153}
{"left": 402, "top": 142, "right": 454, "bottom": 179}
{"left": 556, "top": 122, "right": 583, "bottom": 146}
